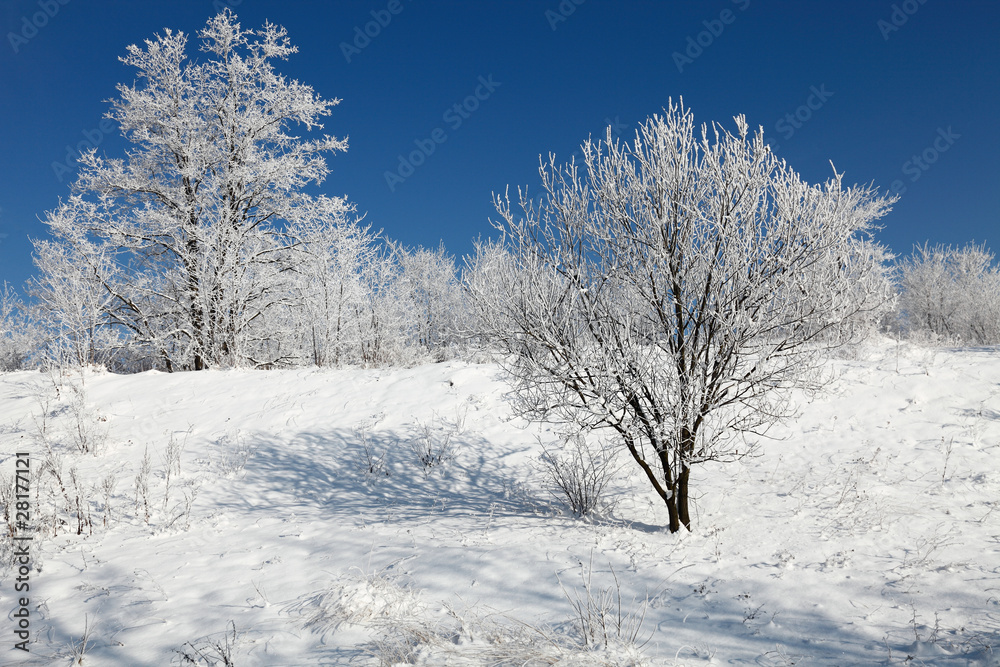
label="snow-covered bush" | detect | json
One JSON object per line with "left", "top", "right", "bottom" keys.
{"left": 174, "top": 620, "right": 243, "bottom": 667}
{"left": 0, "top": 282, "right": 35, "bottom": 371}
{"left": 409, "top": 415, "right": 461, "bottom": 473}
{"left": 897, "top": 242, "right": 1000, "bottom": 345}
{"left": 289, "top": 561, "right": 655, "bottom": 665}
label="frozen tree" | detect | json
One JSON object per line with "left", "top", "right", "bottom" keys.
{"left": 898, "top": 242, "right": 1000, "bottom": 344}
{"left": 467, "top": 102, "right": 895, "bottom": 532}
{"left": 287, "top": 217, "right": 426, "bottom": 368}
{"left": 28, "top": 235, "right": 122, "bottom": 368}
{"left": 36, "top": 10, "right": 351, "bottom": 370}
{"left": 288, "top": 216, "right": 382, "bottom": 367}
{"left": 396, "top": 243, "right": 465, "bottom": 358}
{"left": 354, "top": 244, "right": 410, "bottom": 367}
{"left": 0, "top": 283, "right": 34, "bottom": 371}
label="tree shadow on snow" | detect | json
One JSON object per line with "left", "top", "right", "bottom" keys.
{"left": 214, "top": 426, "right": 547, "bottom": 527}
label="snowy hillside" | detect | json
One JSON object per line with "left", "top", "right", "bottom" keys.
{"left": 2, "top": 342, "right": 999, "bottom": 665}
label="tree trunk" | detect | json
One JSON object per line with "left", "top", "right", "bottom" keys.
{"left": 665, "top": 490, "right": 681, "bottom": 533}
{"left": 619, "top": 430, "right": 683, "bottom": 533}
{"left": 677, "top": 465, "right": 691, "bottom": 530}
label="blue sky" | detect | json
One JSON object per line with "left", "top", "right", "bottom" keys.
{"left": 1, "top": 0, "right": 997, "bottom": 293}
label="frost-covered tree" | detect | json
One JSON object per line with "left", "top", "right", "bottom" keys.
{"left": 0, "top": 283, "right": 35, "bottom": 371}
{"left": 354, "top": 244, "right": 410, "bottom": 367}
{"left": 288, "top": 217, "right": 383, "bottom": 367}
{"left": 898, "top": 242, "right": 1000, "bottom": 344}
{"left": 36, "top": 10, "right": 350, "bottom": 370}
{"left": 28, "top": 235, "right": 122, "bottom": 368}
{"left": 397, "top": 243, "right": 464, "bottom": 357}
{"left": 467, "top": 102, "right": 896, "bottom": 532}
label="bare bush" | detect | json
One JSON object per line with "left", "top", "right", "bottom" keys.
{"left": 37, "top": 449, "right": 72, "bottom": 536}
{"left": 162, "top": 431, "right": 187, "bottom": 514}
{"left": 356, "top": 424, "right": 390, "bottom": 480}
{"left": 69, "top": 467, "right": 93, "bottom": 536}
{"left": 174, "top": 620, "right": 241, "bottom": 667}
{"left": 560, "top": 557, "right": 651, "bottom": 651}
{"left": 163, "top": 481, "right": 201, "bottom": 532}
{"left": 100, "top": 471, "right": 118, "bottom": 528}
{"left": 539, "top": 432, "right": 620, "bottom": 517}
{"left": 67, "top": 383, "right": 109, "bottom": 455}
{"left": 0, "top": 470, "right": 16, "bottom": 564}
{"left": 0, "top": 470, "right": 13, "bottom": 536}
{"left": 409, "top": 416, "right": 460, "bottom": 473}
{"left": 67, "top": 614, "right": 95, "bottom": 665}
{"left": 217, "top": 430, "right": 256, "bottom": 478}
{"left": 134, "top": 446, "right": 151, "bottom": 524}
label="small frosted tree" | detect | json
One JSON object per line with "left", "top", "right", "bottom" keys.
{"left": 36, "top": 10, "right": 351, "bottom": 370}
{"left": 467, "top": 102, "right": 895, "bottom": 532}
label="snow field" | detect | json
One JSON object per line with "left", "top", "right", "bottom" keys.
{"left": 1, "top": 342, "right": 999, "bottom": 665}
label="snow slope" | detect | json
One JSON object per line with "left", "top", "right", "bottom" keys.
{"left": 1, "top": 342, "right": 999, "bottom": 665}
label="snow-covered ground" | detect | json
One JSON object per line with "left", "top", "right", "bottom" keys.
{"left": 2, "top": 342, "right": 999, "bottom": 665}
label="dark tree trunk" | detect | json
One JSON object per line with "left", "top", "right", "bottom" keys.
{"left": 665, "top": 490, "right": 681, "bottom": 533}
{"left": 677, "top": 465, "right": 691, "bottom": 530}
{"left": 619, "top": 430, "right": 685, "bottom": 533}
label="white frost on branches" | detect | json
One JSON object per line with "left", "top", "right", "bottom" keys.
{"left": 466, "top": 100, "right": 896, "bottom": 531}
{"left": 898, "top": 242, "right": 1000, "bottom": 345}
{"left": 36, "top": 10, "right": 350, "bottom": 370}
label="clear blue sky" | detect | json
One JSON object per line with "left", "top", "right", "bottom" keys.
{"left": 1, "top": 0, "right": 997, "bottom": 293}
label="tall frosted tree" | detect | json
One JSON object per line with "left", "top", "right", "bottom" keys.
{"left": 38, "top": 10, "right": 351, "bottom": 370}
